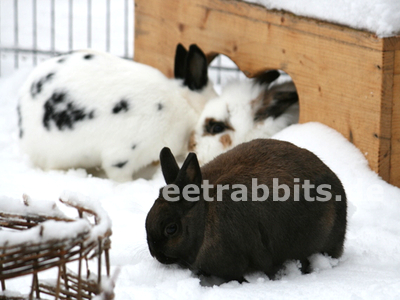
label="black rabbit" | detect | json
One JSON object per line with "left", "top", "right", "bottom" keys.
{"left": 145, "top": 139, "right": 347, "bottom": 283}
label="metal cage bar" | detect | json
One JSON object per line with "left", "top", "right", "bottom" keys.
{"left": 69, "top": 0, "right": 73, "bottom": 51}
{"left": 124, "top": 0, "right": 129, "bottom": 58}
{"left": 51, "top": 0, "right": 55, "bottom": 55}
{"left": 32, "top": 0, "right": 37, "bottom": 66}
{"left": 87, "top": 0, "right": 92, "bottom": 48}
{"left": 13, "top": 0, "right": 19, "bottom": 69}
{"left": 106, "top": 0, "right": 111, "bottom": 52}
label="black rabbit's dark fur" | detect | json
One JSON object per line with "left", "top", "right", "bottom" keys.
{"left": 146, "top": 139, "right": 347, "bottom": 282}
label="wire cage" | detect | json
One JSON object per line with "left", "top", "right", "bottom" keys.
{"left": 0, "top": 194, "right": 113, "bottom": 300}
{"left": 0, "top": 0, "right": 243, "bottom": 86}
{"left": 0, "top": 0, "right": 133, "bottom": 77}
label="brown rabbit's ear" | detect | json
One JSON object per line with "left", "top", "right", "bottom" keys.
{"left": 160, "top": 147, "right": 180, "bottom": 184}
{"left": 177, "top": 152, "right": 202, "bottom": 187}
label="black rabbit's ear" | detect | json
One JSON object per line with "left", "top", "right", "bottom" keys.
{"left": 174, "top": 43, "right": 188, "bottom": 80}
{"left": 160, "top": 147, "right": 180, "bottom": 184}
{"left": 255, "top": 70, "right": 280, "bottom": 86}
{"left": 178, "top": 152, "right": 202, "bottom": 187}
{"left": 183, "top": 44, "right": 208, "bottom": 91}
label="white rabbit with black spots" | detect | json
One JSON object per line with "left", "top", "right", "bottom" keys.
{"left": 18, "top": 44, "right": 217, "bottom": 182}
{"left": 189, "top": 70, "right": 299, "bottom": 165}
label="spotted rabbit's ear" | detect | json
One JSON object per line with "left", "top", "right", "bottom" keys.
{"left": 254, "top": 70, "right": 280, "bottom": 86}
{"left": 160, "top": 147, "right": 180, "bottom": 185}
{"left": 253, "top": 79, "right": 298, "bottom": 122}
{"left": 183, "top": 44, "right": 209, "bottom": 91}
{"left": 174, "top": 43, "right": 188, "bottom": 80}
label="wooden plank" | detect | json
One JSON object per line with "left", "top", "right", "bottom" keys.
{"left": 206, "top": 0, "right": 385, "bottom": 51}
{"left": 391, "top": 50, "right": 400, "bottom": 185}
{"left": 135, "top": 0, "right": 400, "bottom": 187}
{"left": 135, "top": 0, "right": 386, "bottom": 76}
{"left": 378, "top": 51, "right": 395, "bottom": 182}
{"left": 383, "top": 36, "right": 400, "bottom": 51}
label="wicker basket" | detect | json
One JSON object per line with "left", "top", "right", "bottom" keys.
{"left": 0, "top": 193, "right": 113, "bottom": 300}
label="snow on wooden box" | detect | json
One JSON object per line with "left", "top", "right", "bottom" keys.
{"left": 0, "top": 193, "right": 112, "bottom": 300}
{"left": 134, "top": 0, "right": 400, "bottom": 188}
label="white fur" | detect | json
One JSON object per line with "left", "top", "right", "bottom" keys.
{"left": 190, "top": 75, "right": 299, "bottom": 165}
{"left": 18, "top": 49, "right": 217, "bottom": 182}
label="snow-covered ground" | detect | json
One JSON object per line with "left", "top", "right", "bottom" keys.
{"left": 1, "top": 65, "right": 400, "bottom": 300}
{"left": 1, "top": 0, "right": 400, "bottom": 299}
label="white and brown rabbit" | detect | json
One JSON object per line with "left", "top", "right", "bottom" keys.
{"left": 189, "top": 70, "right": 299, "bottom": 165}
{"left": 18, "top": 44, "right": 216, "bottom": 182}
{"left": 146, "top": 139, "right": 347, "bottom": 283}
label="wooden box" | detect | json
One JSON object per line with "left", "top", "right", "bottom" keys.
{"left": 134, "top": 0, "right": 400, "bottom": 187}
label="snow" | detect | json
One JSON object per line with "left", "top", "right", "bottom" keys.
{"left": 1, "top": 67, "right": 400, "bottom": 299}
{"left": 1, "top": 0, "right": 400, "bottom": 298}
{"left": 245, "top": 0, "right": 400, "bottom": 37}
{"left": 59, "top": 190, "right": 113, "bottom": 241}
{"left": 0, "top": 194, "right": 66, "bottom": 218}
{"left": 0, "top": 218, "right": 90, "bottom": 247}
{"left": 0, "top": 192, "right": 111, "bottom": 284}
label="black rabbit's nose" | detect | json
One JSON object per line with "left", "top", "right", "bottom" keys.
{"left": 154, "top": 251, "right": 177, "bottom": 265}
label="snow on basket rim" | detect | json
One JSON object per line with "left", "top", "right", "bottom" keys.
{"left": 0, "top": 191, "right": 112, "bottom": 249}
{"left": 0, "top": 192, "right": 114, "bottom": 299}
{"left": 245, "top": 0, "right": 400, "bottom": 37}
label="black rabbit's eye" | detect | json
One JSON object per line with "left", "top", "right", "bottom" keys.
{"left": 206, "top": 121, "right": 226, "bottom": 135}
{"left": 164, "top": 223, "right": 178, "bottom": 236}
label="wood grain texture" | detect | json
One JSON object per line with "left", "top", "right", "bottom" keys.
{"left": 391, "top": 50, "right": 400, "bottom": 186}
{"left": 135, "top": 0, "right": 400, "bottom": 187}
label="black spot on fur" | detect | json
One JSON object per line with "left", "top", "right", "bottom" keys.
{"left": 113, "top": 161, "right": 128, "bottom": 168}
{"left": 43, "top": 91, "right": 95, "bottom": 130}
{"left": 132, "top": 144, "right": 137, "bottom": 150}
{"left": 112, "top": 99, "right": 129, "bottom": 114}
{"left": 52, "top": 92, "right": 65, "bottom": 104}
{"left": 30, "top": 73, "right": 55, "bottom": 98}
{"left": 17, "top": 104, "right": 23, "bottom": 138}
{"left": 83, "top": 54, "right": 94, "bottom": 60}
{"left": 46, "top": 73, "right": 54, "bottom": 80}
{"left": 57, "top": 57, "right": 66, "bottom": 63}
{"left": 157, "top": 103, "right": 164, "bottom": 111}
